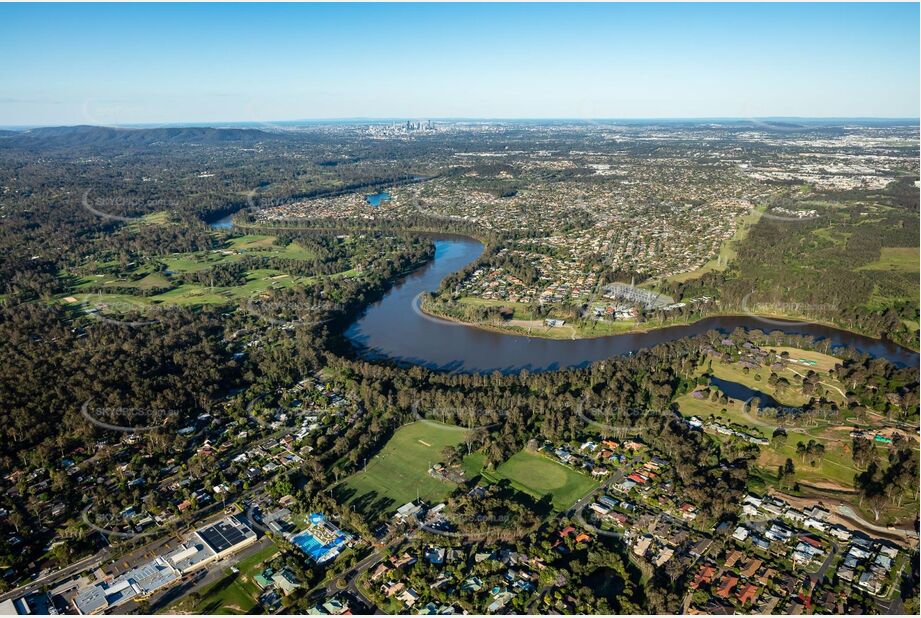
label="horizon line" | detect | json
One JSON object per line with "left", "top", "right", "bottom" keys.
{"left": 4, "top": 116, "right": 920, "bottom": 130}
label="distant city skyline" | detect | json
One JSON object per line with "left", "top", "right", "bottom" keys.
{"left": 1, "top": 2, "right": 918, "bottom": 126}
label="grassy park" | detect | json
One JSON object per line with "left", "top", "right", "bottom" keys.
{"left": 335, "top": 420, "right": 469, "bottom": 516}
{"left": 337, "top": 422, "right": 598, "bottom": 517}
{"left": 703, "top": 346, "right": 847, "bottom": 407}
{"left": 675, "top": 336, "right": 908, "bottom": 510}
{"left": 675, "top": 342, "right": 913, "bottom": 521}
{"left": 479, "top": 449, "right": 599, "bottom": 511}
{"left": 676, "top": 391, "right": 863, "bottom": 490}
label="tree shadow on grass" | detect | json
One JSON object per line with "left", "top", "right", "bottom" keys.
{"left": 333, "top": 485, "right": 357, "bottom": 504}
{"left": 352, "top": 490, "right": 393, "bottom": 516}
{"left": 195, "top": 571, "right": 248, "bottom": 614}
{"left": 495, "top": 479, "right": 554, "bottom": 519}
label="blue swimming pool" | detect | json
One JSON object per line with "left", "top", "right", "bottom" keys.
{"left": 290, "top": 514, "right": 349, "bottom": 563}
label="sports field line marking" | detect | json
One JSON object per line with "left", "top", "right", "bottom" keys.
{"left": 418, "top": 440, "right": 432, "bottom": 446}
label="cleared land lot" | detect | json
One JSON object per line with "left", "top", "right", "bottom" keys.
{"left": 335, "top": 420, "right": 468, "bottom": 516}
{"left": 479, "top": 449, "right": 598, "bottom": 511}
{"left": 856, "top": 247, "right": 919, "bottom": 272}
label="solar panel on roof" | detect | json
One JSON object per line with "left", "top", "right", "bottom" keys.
{"left": 198, "top": 520, "right": 247, "bottom": 553}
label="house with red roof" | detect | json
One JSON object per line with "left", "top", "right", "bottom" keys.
{"left": 690, "top": 565, "right": 717, "bottom": 590}
{"left": 715, "top": 575, "right": 738, "bottom": 599}
{"left": 737, "top": 583, "right": 760, "bottom": 605}
{"left": 801, "top": 535, "right": 822, "bottom": 549}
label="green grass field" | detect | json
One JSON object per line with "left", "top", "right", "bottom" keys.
{"left": 856, "top": 247, "right": 919, "bottom": 273}
{"left": 70, "top": 265, "right": 168, "bottom": 289}
{"left": 133, "top": 272, "right": 171, "bottom": 289}
{"left": 461, "top": 451, "right": 487, "bottom": 479}
{"left": 167, "top": 541, "right": 278, "bottom": 615}
{"left": 159, "top": 253, "right": 227, "bottom": 274}
{"left": 62, "top": 230, "right": 327, "bottom": 314}
{"left": 122, "top": 210, "right": 171, "bottom": 230}
{"left": 68, "top": 267, "right": 315, "bottom": 309}
{"left": 677, "top": 393, "right": 857, "bottom": 488}
{"left": 63, "top": 231, "right": 330, "bottom": 312}
{"left": 227, "top": 234, "right": 316, "bottom": 260}
{"left": 479, "top": 449, "right": 598, "bottom": 511}
{"left": 811, "top": 226, "right": 851, "bottom": 247}
{"left": 767, "top": 346, "right": 842, "bottom": 373}
{"left": 160, "top": 235, "right": 315, "bottom": 274}
{"left": 456, "top": 296, "right": 531, "bottom": 314}
{"left": 708, "top": 362, "right": 809, "bottom": 408}
{"left": 335, "top": 420, "right": 469, "bottom": 516}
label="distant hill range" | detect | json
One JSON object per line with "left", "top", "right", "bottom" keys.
{"left": 0, "top": 125, "right": 281, "bottom": 149}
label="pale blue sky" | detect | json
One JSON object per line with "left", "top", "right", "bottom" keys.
{"left": 1, "top": 2, "right": 918, "bottom": 126}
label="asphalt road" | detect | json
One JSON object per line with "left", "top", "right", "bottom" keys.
{"left": 0, "top": 388, "right": 318, "bottom": 604}
{"left": 319, "top": 544, "right": 395, "bottom": 613}
{"left": 140, "top": 535, "right": 277, "bottom": 613}
{"left": 0, "top": 549, "right": 110, "bottom": 603}
{"left": 809, "top": 538, "right": 839, "bottom": 585}
{"left": 0, "top": 432, "right": 301, "bottom": 606}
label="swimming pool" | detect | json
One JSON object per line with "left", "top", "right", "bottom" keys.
{"left": 290, "top": 514, "right": 349, "bottom": 563}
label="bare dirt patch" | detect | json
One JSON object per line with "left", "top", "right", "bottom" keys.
{"left": 797, "top": 479, "right": 856, "bottom": 493}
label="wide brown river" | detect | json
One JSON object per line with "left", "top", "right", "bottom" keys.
{"left": 345, "top": 237, "right": 918, "bottom": 373}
